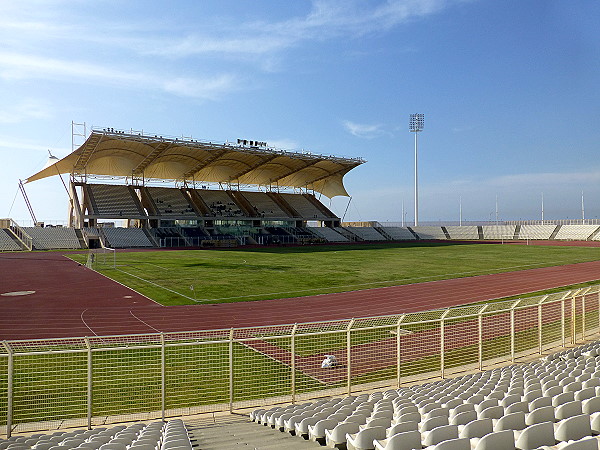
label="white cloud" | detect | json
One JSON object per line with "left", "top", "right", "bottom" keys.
{"left": 0, "top": 99, "right": 53, "bottom": 124}
{"left": 145, "top": 0, "right": 461, "bottom": 60}
{"left": 0, "top": 51, "right": 238, "bottom": 100}
{"left": 343, "top": 120, "right": 385, "bottom": 138}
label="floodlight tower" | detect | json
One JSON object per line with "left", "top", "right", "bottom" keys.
{"left": 409, "top": 114, "right": 424, "bottom": 226}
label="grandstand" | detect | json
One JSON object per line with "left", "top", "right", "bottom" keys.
{"left": 518, "top": 224, "right": 558, "bottom": 240}
{"left": 554, "top": 224, "right": 600, "bottom": 241}
{"left": 6, "top": 125, "right": 600, "bottom": 448}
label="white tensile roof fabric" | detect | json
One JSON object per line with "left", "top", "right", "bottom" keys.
{"left": 27, "top": 130, "right": 364, "bottom": 198}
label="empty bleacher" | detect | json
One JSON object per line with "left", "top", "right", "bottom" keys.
{"left": 308, "top": 227, "right": 349, "bottom": 242}
{"left": 0, "top": 419, "right": 193, "bottom": 449}
{"left": 445, "top": 226, "right": 480, "bottom": 240}
{"left": 519, "top": 224, "right": 558, "bottom": 240}
{"left": 87, "top": 184, "right": 144, "bottom": 217}
{"left": 145, "top": 187, "right": 198, "bottom": 218}
{"left": 344, "top": 226, "right": 388, "bottom": 241}
{"left": 279, "top": 193, "right": 333, "bottom": 220}
{"left": 22, "top": 227, "right": 81, "bottom": 250}
{"left": 0, "top": 229, "right": 21, "bottom": 251}
{"left": 482, "top": 225, "right": 516, "bottom": 240}
{"left": 382, "top": 227, "right": 416, "bottom": 240}
{"left": 100, "top": 227, "right": 155, "bottom": 248}
{"left": 195, "top": 189, "right": 246, "bottom": 217}
{"left": 411, "top": 226, "right": 448, "bottom": 240}
{"left": 554, "top": 224, "right": 600, "bottom": 241}
{"left": 250, "top": 339, "right": 600, "bottom": 450}
{"left": 240, "top": 191, "right": 290, "bottom": 218}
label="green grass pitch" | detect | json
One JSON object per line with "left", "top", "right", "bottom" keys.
{"left": 72, "top": 241, "right": 600, "bottom": 306}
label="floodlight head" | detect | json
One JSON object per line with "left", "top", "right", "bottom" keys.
{"left": 409, "top": 113, "right": 424, "bottom": 132}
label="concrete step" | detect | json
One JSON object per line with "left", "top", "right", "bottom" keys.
{"left": 187, "top": 417, "right": 323, "bottom": 450}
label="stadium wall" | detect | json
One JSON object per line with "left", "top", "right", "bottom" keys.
{"left": 1, "top": 285, "right": 599, "bottom": 437}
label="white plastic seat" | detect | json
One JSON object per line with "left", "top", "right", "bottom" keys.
{"left": 430, "top": 437, "right": 470, "bottom": 450}
{"left": 444, "top": 399, "right": 463, "bottom": 410}
{"left": 478, "top": 405, "right": 504, "bottom": 420}
{"left": 450, "top": 410, "right": 477, "bottom": 426}
{"left": 458, "top": 418, "right": 493, "bottom": 439}
{"left": 554, "top": 414, "right": 592, "bottom": 442}
{"left": 308, "top": 418, "right": 338, "bottom": 442}
{"left": 558, "top": 437, "right": 600, "bottom": 450}
{"left": 576, "top": 388, "right": 597, "bottom": 402}
{"left": 505, "top": 402, "right": 529, "bottom": 415}
{"left": 582, "top": 396, "right": 600, "bottom": 415}
{"left": 395, "top": 412, "right": 420, "bottom": 424}
{"left": 296, "top": 415, "right": 326, "bottom": 438}
{"left": 526, "top": 406, "right": 555, "bottom": 425}
{"left": 564, "top": 381, "right": 584, "bottom": 392}
{"left": 528, "top": 396, "right": 551, "bottom": 411}
{"left": 472, "top": 429, "right": 516, "bottom": 450}
{"left": 325, "top": 422, "right": 360, "bottom": 448}
{"left": 422, "top": 424, "right": 459, "bottom": 447}
{"left": 386, "top": 421, "right": 418, "bottom": 437}
{"left": 494, "top": 411, "right": 526, "bottom": 431}
{"left": 514, "top": 421, "right": 556, "bottom": 450}
{"left": 450, "top": 404, "right": 475, "bottom": 418}
{"left": 346, "top": 425, "right": 386, "bottom": 450}
{"left": 553, "top": 392, "right": 576, "bottom": 407}
{"left": 555, "top": 400, "right": 583, "bottom": 420}
{"left": 373, "top": 430, "right": 421, "bottom": 450}
{"left": 475, "top": 399, "right": 498, "bottom": 413}
{"left": 499, "top": 395, "right": 521, "bottom": 408}
{"left": 360, "top": 418, "right": 392, "bottom": 431}
{"left": 420, "top": 415, "right": 448, "bottom": 432}
{"left": 545, "top": 386, "right": 563, "bottom": 397}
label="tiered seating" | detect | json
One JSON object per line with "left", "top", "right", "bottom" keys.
{"left": 554, "top": 225, "right": 600, "bottom": 241}
{"left": 251, "top": 340, "right": 600, "bottom": 450}
{"left": 101, "top": 227, "right": 155, "bottom": 248}
{"left": 411, "top": 226, "right": 447, "bottom": 240}
{"left": 23, "top": 227, "right": 81, "bottom": 249}
{"left": 195, "top": 189, "right": 245, "bottom": 217}
{"left": 0, "top": 419, "right": 193, "bottom": 449}
{"left": 308, "top": 227, "right": 349, "bottom": 242}
{"left": 519, "top": 225, "right": 558, "bottom": 240}
{"left": 241, "top": 191, "right": 290, "bottom": 218}
{"left": 344, "top": 227, "right": 388, "bottom": 241}
{"left": 279, "top": 193, "right": 332, "bottom": 220}
{"left": 88, "top": 184, "right": 143, "bottom": 216}
{"left": 482, "top": 225, "right": 516, "bottom": 240}
{"left": 146, "top": 187, "right": 198, "bottom": 217}
{"left": 0, "top": 229, "right": 21, "bottom": 251}
{"left": 445, "top": 226, "right": 480, "bottom": 240}
{"left": 382, "top": 227, "right": 416, "bottom": 240}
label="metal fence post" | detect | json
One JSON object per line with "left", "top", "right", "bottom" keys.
{"left": 84, "top": 337, "right": 92, "bottom": 429}
{"left": 478, "top": 305, "right": 487, "bottom": 371}
{"left": 561, "top": 295, "right": 566, "bottom": 347}
{"left": 346, "top": 319, "right": 355, "bottom": 396}
{"left": 161, "top": 333, "right": 165, "bottom": 422}
{"left": 2, "top": 342, "right": 12, "bottom": 439}
{"left": 510, "top": 301, "right": 519, "bottom": 363}
{"left": 229, "top": 328, "right": 234, "bottom": 413}
{"left": 396, "top": 315, "right": 405, "bottom": 387}
{"left": 581, "top": 293, "right": 585, "bottom": 342}
{"left": 291, "top": 324, "right": 297, "bottom": 404}
{"left": 440, "top": 310, "right": 450, "bottom": 379}
{"left": 572, "top": 291, "right": 577, "bottom": 345}
{"left": 538, "top": 297, "right": 546, "bottom": 354}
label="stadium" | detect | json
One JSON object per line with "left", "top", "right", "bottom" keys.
{"left": 2, "top": 124, "right": 600, "bottom": 450}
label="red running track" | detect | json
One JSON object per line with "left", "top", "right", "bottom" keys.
{"left": 1, "top": 247, "right": 600, "bottom": 340}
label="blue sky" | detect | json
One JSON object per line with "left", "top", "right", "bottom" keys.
{"left": 1, "top": 0, "right": 599, "bottom": 224}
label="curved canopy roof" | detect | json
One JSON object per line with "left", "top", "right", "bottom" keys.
{"left": 27, "top": 128, "right": 365, "bottom": 198}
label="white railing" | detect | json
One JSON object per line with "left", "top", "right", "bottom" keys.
{"left": 1, "top": 284, "right": 599, "bottom": 437}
